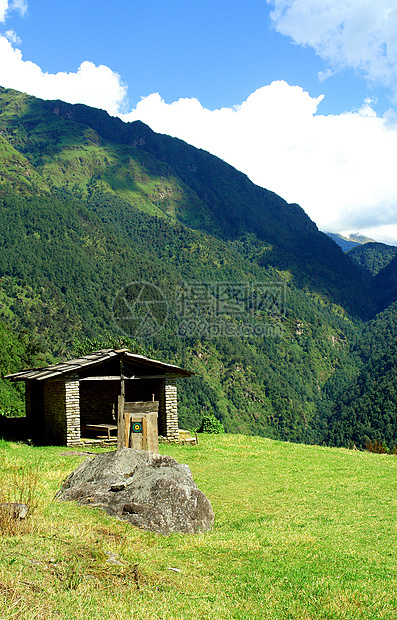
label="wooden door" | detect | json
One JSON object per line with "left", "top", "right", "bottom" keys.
{"left": 117, "top": 399, "right": 159, "bottom": 453}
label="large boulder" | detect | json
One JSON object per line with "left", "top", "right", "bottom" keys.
{"left": 55, "top": 448, "right": 214, "bottom": 535}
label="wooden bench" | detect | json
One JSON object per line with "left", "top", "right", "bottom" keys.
{"left": 82, "top": 424, "right": 117, "bottom": 440}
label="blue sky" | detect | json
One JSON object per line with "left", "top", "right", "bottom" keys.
{"left": 3, "top": 0, "right": 387, "bottom": 114}
{"left": 1, "top": 0, "right": 397, "bottom": 243}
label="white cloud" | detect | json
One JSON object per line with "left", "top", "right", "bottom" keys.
{"left": 0, "top": 0, "right": 27, "bottom": 22}
{"left": 267, "top": 0, "right": 397, "bottom": 99}
{"left": 0, "top": 36, "right": 127, "bottom": 114}
{"left": 0, "top": 1, "right": 126, "bottom": 114}
{"left": 121, "top": 81, "right": 397, "bottom": 243}
{"left": 343, "top": 224, "right": 397, "bottom": 245}
{"left": 10, "top": 0, "right": 27, "bottom": 16}
{"left": 5, "top": 29, "right": 21, "bottom": 44}
{"left": 0, "top": 0, "right": 8, "bottom": 22}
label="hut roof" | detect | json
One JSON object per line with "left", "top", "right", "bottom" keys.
{"left": 6, "top": 348, "right": 192, "bottom": 381}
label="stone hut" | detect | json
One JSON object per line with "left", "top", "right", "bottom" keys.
{"left": 6, "top": 348, "right": 191, "bottom": 446}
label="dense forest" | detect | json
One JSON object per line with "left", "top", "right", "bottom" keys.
{"left": 1, "top": 86, "right": 397, "bottom": 449}
{"left": 348, "top": 242, "right": 397, "bottom": 277}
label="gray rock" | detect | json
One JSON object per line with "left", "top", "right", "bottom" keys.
{"left": 55, "top": 448, "right": 214, "bottom": 535}
{"left": 105, "top": 551, "right": 124, "bottom": 565}
{"left": 0, "top": 502, "right": 29, "bottom": 519}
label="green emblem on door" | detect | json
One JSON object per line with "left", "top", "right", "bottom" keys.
{"left": 132, "top": 422, "right": 142, "bottom": 433}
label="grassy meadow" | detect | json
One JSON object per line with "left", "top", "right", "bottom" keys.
{"left": 0, "top": 434, "right": 396, "bottom": 619}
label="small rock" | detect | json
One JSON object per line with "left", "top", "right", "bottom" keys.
{"left": 105, "top": 552, "right": 124, "bottom": 566}
{"left": 110, "top": 482, "right": 126, "bottom": 492}
{"left": 0, "top": 502, "right": 28, "bottom": 519}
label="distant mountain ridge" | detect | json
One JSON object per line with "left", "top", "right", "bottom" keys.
{"left": 326, "top": 232, "right": 376, "bottom": 252}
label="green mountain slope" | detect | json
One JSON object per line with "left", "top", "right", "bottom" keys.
{"left": 0, "top": 87, "right": 374, "bottom": 318}
{"left": 0, "top": 186, "right": 360, "bottom": 440}
{"left": 348, "top": 242, "right": 397, "bottom": 277}
{"left": 369, "top": 252, "right": 397, "bottom": 313}
{"left": 326, "top": 301, "right": 397, "bottom": 449}
{"left": 0, "top": 85, "right": 394, "bottom": 446}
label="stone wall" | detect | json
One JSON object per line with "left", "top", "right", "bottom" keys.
{"left": 43, "top": 375, "right": 80, "bottom": 446}
{"left": 159, "top": 379, "right": 179, "bottom": 441}
{"left": 65, "top": 376, "right": 81, "bottom": 446}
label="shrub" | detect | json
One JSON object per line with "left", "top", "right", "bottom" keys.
{"left": 198, "top": 413, "right": 225, "bottom": 434}
{"left": 365, "top": 439, "right": 390, "bottom": 454}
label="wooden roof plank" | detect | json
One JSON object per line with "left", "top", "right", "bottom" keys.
{"left": 5, "top": 348, "right": 192, "bottom": 381}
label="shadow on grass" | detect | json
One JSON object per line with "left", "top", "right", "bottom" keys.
{"left": 0, "top": 417, "right": 33, "bottom": 444}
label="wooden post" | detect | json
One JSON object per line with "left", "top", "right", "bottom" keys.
{"left": 118, "top": 354, "right": 126, "bottom": 449}
{"left": 145, "top": 413, "right": 159, "bottom": 453}
{"left": 120, "top": 355, "right": 125, "bottom": 399}
{"left": 124, "top": 413, "right": 131, "bottom": 447}
{"left": 142, "top": 416, "right": 147, "bottom": 451}
{"left": 117, "top": 395, "right": 125, "bottom": 449}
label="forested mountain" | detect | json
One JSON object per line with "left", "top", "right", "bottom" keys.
{"left": 0, "top": 87, "right": 375, "bottom": 317}
{"left": 326, "top": 301, "right": 397, "bottom": 449}
{"left": 348, "top": 242, "right": 397, "bottom": 277}
{"left": 0, "top": 86, "right": 397, "bottom": 447}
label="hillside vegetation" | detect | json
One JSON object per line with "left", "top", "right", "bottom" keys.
{"left": 348, "top": 242, "right": 397, "bottom": 277}
{"left": 1, "top": 86, "right": 397, "bottom": 447}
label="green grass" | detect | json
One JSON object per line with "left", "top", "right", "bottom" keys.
{"left": 0, "top": 435, "right": 396, "bottom": 619}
